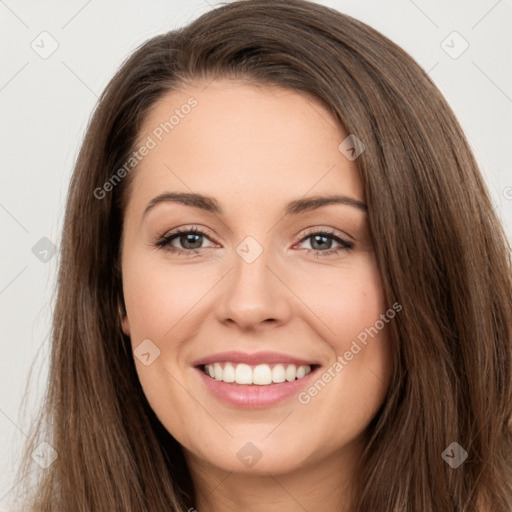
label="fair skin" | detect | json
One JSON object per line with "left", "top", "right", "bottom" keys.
{"left": 121, "top": 79, "right": 393, "bottom": 512}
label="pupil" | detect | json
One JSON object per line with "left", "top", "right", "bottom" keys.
{"left": 312, "top": 234, "right": 331, "bottom": 250}
{"left": 182, "top": 233, "right": 202, "bottom": 249}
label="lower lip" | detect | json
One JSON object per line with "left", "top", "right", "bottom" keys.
{"left": 195, "top": 366, "right": 319, "bottom": 408}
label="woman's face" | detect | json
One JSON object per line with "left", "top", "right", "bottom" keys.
{"left": 120, "top": 79, "right": 393, "bottom": 477}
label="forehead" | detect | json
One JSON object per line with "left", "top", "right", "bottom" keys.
{"left": 128, "top": 79, "right": 364, "bottom": 214}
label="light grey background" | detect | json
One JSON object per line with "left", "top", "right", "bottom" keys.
{"left": 1, "top": 0, "right": 511, "bottom": 509}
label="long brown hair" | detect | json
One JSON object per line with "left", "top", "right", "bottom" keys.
{"left": 16, "top": 0, "right": 512, "bottom": 510}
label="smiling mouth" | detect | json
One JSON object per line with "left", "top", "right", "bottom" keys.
{"left": 202, "top": 362, "right": 319, "bottom": 385}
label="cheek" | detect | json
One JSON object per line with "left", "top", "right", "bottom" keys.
{"left": 121, "top": 253, "right": 206, "bottom": 435}
{"left": 122, "top": 252, "right": 216, "bottom": 340}
{"left": 290, "top": 253, "right": 388, "bottom": 346}
{"left": 290, "top": 254, "right": 393, "bottom": 417}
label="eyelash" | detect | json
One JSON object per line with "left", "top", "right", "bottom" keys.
{"left": 153, "top": 226, "right": 354, "bottom": 258}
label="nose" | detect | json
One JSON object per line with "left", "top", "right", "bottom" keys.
{"left": 214, "top": 241, "right": 292, "bottom": 331}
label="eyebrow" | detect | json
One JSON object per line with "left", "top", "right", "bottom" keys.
{"left": 142, "top": 192, "right": 368, "bottom": 218}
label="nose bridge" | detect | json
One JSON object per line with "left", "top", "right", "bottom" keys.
{"left": 214, "top": 233, "right": 291, "bottom": 328}
{"left": 233, "top": 235, "right": 271, "bottom": 289}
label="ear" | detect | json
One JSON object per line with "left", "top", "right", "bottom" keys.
{"left": 121, "top": 313, "right": 131, "bottom": 336}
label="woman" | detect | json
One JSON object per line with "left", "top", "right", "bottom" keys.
{"left": 18, "top": 0, "right": 512, "bottom": 510}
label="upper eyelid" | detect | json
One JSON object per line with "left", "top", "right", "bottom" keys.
{"left": 161, "top": 226, "right": 217, "bottom": 243}
{"left": 297, "top": 225, "right": 352, "bottom": 240}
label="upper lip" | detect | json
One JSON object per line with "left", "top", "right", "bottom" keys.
{"left": 191, "top": 351, "right": 319, "bottom": 367}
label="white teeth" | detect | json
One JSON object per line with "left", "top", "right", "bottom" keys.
{"left": 253, "top": 364, "right": 272, "bottom": 385}
{"left": 271, "top": 364, "right": 286, "bottom": 383}
{"left": 214, "top": 362, "right": 223, "bottom": 381}
{"left": 203, "top": 362, "right": 313, "bottom": 385}
{"left": 223, "top": 362, "right": 235, "bottom": 383}
{"left": 285, "top": 364, "right": 296, "bottom": 382}
{"left": 235, "top": 363, "right": 252, "bottom": 384}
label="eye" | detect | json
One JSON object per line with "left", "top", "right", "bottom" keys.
{"left": 152, "top": 226, "right": 354, "bottom": 258}
{"left": 294, "top": 229, "right": 354, "bottom": 257}
{"left": 153, "top": 226, "right": 216, "bottom": 256}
